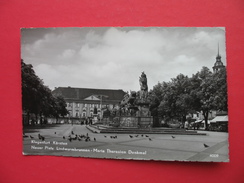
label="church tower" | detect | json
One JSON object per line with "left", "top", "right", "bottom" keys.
{"left": 213, "top": 44, "right": 225, "bottom": 73}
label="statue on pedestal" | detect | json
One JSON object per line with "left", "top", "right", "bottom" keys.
{"left": 138, "top": 71, "right": 149, "bottom": 104}
{"left": 114, "top": 72, "right": 152, "bottom": 128}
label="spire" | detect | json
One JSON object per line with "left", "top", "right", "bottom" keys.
{"left": 218, "top": 42, "right": 219, "bottom": 56}
{"left": 213, "top": 43, "right": 225, "bottom": 73}
{"left": 216, "top": 43, "right": 221, "bottom": 59}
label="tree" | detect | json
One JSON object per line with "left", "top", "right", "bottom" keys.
{"left": 154, "top": 74, "right": 193, "bottom": 123}
{"left": 190, "top": 67, "right": 228, "bottom": 130}
{"left": 212, "top": 68, "right": 228, "bottom": 111}
{"left": 22, "top": 59, "right": 68, "bottom": 125}
{"left": 52, "top": 96, "right": 69, "bottom": 123}
{"left": 148, "top": 83, "right": 162, "bottom": 126}
{"left": 171, "top": 74, "right": 193, "bottom": 122}
{"left": 22, "top": 59, "right": 43, "bottom": 124}
{"left": 150, "top": 66, "right": 228, "bottom": 130}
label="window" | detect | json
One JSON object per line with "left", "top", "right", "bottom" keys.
{"left": 68, "top": 110, "right": 72, "bottom": 117}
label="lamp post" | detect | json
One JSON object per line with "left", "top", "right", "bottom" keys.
{"left": 99, "top": 95, "right": 108, "bottom": 123}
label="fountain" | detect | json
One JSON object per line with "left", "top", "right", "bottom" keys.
{"left": 111, "top": 72, "right": 153, "bottom": 128}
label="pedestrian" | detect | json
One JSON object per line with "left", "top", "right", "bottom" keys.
{"left": 193, "top": 122, "right": 196, "bottom": 130}
{"left": 184, "top": 121, "right": 189, "bottom": 130}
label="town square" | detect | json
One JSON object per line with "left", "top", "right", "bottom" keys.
{"left": 21, "top": 27, "right": 228, "bottom": 162}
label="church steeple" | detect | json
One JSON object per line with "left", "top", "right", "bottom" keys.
{"left": 213, "top": 44, "right": 225, "bottom": 73}
{"left": 217, "top": 43, "right": 220, "bottom": 56}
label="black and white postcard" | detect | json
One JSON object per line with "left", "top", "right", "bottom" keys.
{"left": 21, "top": 27, "right": 229, "bottom": 162}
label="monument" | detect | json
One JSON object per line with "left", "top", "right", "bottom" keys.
{"left": 110, "top": 72, "right": 153, "bottom": 128}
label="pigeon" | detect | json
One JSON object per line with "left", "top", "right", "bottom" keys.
{"left": 104, "top": 136, "right": 107, "bottom": 138}
{"left": 204, "top": 143, "right": 209, "bottom": 148}
{"left": 85, "top": 137, "right": 90, "bottom": 141}
{"left": 63, "top": 136, "right": 65, "bottom": 139}
{"left": 54, "top": 132, "right": 56, "bottom": 134}
{"left": 41, "top": 136, "right": 45, "bottom": 141}
{"left": 30, "top": 135, "right": 34, "bottom": 139}
{"left": 135, "top": 135, "right": 138, "bottom": 137}
{"left": 141, "top": 135, "right": 144, "bottom": 137}
{"left": 149, "top": 138, "right": 152, "bottom": 141}
{"left": 171, "top": 136, "right": 175, "bottom": 139}
{"left": 79, "top": 135, "right": 84, "bottom": 139}
{"left": 23, "top": 133, "right": 29, "bottom": 138}
{"left": 73, "top": 135, "right": 78, "bottom": 140}
{"left": 145, "top": 135, "right": 149, "bottom": 137}
{"left": 129, "top": 135, "right": 133, "bottom": 138}
{"left": 38, "top": 134, "right": 45, "bottom": 141}
{"left": 71, "top": 131, "right": 74, "bottom": 135}
{"left": 94, "top": 138, "right": 96, "bottom": 141}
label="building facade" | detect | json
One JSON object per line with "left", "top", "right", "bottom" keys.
{"left": 52, "top": 87, "right": 126, "bottom": 122}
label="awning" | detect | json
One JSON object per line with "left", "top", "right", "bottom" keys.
{"left": 210, "top": 115, "right": 228, "bottom": 123}
{"left": 195, "top": 120, "right": 210, "bottom": 124}
{"left": 195, "top": 120, "right": 203, "bottom": 123}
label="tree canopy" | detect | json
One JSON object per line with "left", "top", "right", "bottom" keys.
{"left": 149, "top": 66, "right": 227, "bottom": 129}
{"left": 22, "top": 59, "right": 68, "bottom": 124}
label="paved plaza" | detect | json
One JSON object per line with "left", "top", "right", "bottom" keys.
{"left": 23, "top": 124, "right": 229, "bottom": 162}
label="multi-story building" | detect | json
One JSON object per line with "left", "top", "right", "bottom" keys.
{"left": 52, "top": 86, "right": 126, "bottom": 123}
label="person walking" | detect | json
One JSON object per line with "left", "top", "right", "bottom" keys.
{"left": 184, "top": 121, "right": 189, "bottom": 130}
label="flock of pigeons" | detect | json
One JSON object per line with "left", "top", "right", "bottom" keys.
{"left": 23, "top": 133, "right": 46, "bottom": 141}
{"left": 63, "top": 131, "right": 95, "bottom": 142}
{"left": 128, "top": 134, "right": 152, "bottom": 141}
{"left": 23, "top": 132, "right": 210, "bottom": 148}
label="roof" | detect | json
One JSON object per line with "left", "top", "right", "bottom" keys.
{"left": 195, "top": 120, "right": 211, "bottom": 124}
{"left": 52, "top": 87, "right": 126, "bottom": 102}
{"left": 210, "top": 115, "right": 228, "bottom": 123}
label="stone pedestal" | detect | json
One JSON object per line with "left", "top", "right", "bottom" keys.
{"left": 138, "top": 106, "right": 151, "bottom": 117}
{"left": 138, "top": 116, "right": 153, "bottom": 128}
{"left": 117, "top": 105, "right": 152, "bottom": 128}
{"left": 119, "top": 116, "right": 138, "bottom": 128}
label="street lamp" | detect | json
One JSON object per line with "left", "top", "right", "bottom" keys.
{"left": 98, "top": 95, "right": 108, "bottom": 123}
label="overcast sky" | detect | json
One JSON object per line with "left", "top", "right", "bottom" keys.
{"left": 21, "top": 27, "right": 226, "bottom": 92}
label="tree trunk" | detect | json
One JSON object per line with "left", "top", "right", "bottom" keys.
{"left": 182, "top": 115, "right": 186, "bottom": 123}
{"left": 35, "top": 113, "right": 38, "bottom": 125}
{"left": 27, "top": 111, "right": 30, "bottom": 125}
{"left": 203, "top": 110, "right": 209, "bottom": 130}
{"left": 40, "top": 113, "right": 43, "bottom": 125}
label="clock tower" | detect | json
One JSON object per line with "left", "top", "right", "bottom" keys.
{"left": 213, "top": 44, "right": 225, "bottom": 73}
